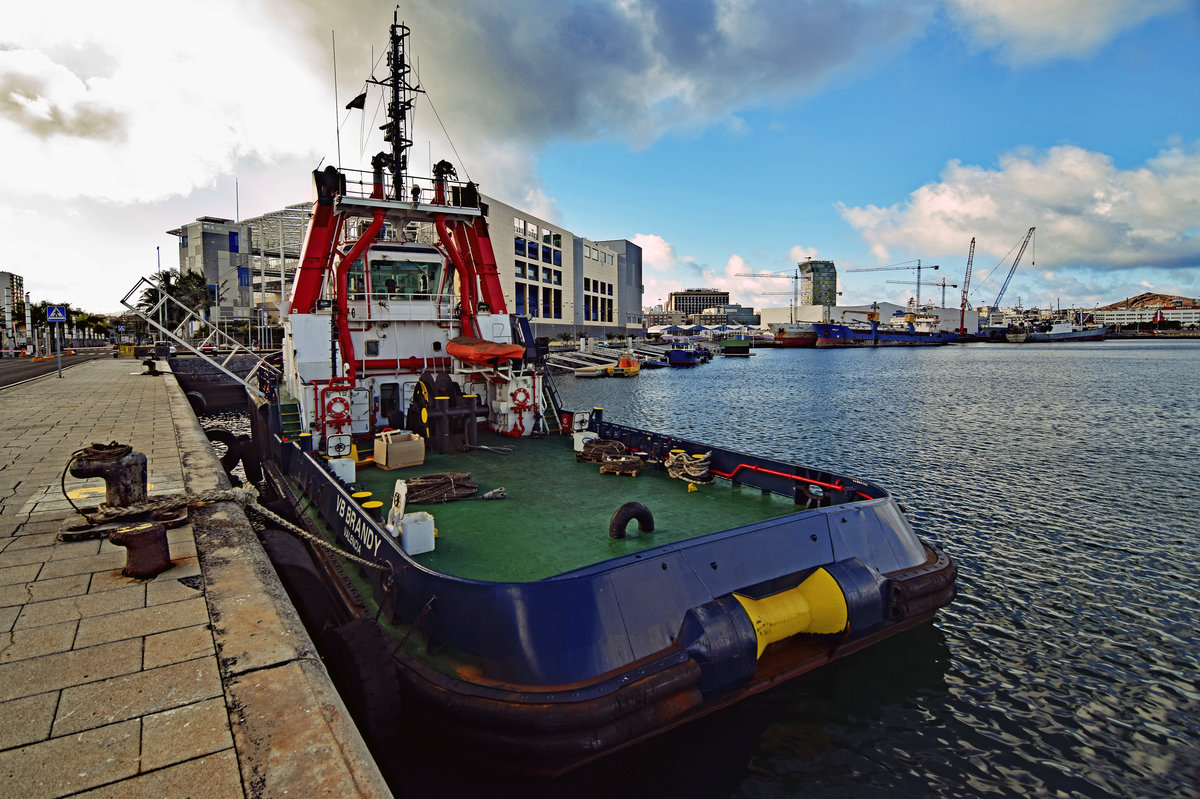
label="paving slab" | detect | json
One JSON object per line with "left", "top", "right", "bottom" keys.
{"left": 0, "top": 359, "right": 390, "bottom": 797}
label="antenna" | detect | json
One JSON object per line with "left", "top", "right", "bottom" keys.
{"left": 332, "top": 31, "right": 342, "bottom": 169}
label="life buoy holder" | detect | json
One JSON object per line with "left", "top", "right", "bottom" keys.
{"left": 511, "top": 386, "right": 530, "bottom": 406}
{"left": 326, "top": 395, "right": 351, "bottom": 419}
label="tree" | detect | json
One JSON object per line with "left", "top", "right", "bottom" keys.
{"left": 138, "top": 269, "right": 210, "bottom": 327}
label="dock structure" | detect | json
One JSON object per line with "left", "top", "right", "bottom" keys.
{"left": 0, "top": 359, "right": 389, "bottom": 797}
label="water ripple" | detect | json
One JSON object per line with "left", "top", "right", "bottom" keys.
{"left": 555, "top": 340, "right": 1200, "bottom": 798}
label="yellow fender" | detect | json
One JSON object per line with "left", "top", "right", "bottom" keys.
{"left": 733, "top": 567, "right": 848, "bottom": 658}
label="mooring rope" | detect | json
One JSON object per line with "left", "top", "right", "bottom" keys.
{"left": 72, "top": 485, "right": 392, "bottom": 572}
{"left": 665, "top": 450, "right": 714, "bottom": 484}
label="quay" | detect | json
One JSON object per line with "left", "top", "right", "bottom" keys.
{"left": 0, "top": 357, "right": 390, "bottom": 797}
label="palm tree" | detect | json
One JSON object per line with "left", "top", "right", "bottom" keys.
{"left": 138, "top": 269, "right": 211, "bottom": 329}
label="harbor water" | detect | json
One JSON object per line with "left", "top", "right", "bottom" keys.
{"left": 524, "top": 340, "right": 1196, "bottom": 798}
{"left": 208, "top": 341, "right": 1198, "bottom": 797}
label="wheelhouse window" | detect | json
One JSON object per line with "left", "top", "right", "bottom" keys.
{"left": 369, "top": 256, "right": 442, "bottom": 298}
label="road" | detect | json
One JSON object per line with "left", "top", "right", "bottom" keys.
{"left": 0, "top": 351, "right": 119, "bottom": 389}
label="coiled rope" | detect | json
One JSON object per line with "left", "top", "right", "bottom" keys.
{"left": 665, "top": 450, "right": 714, "bottom": 484}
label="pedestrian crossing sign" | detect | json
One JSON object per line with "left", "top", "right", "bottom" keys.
{"left": 47, "top": 305, "right": 67, "bottom": 323}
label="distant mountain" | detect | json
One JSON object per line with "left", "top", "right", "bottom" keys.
{"left": 1097, "top": 292, "right": 1196, "bottom": 310}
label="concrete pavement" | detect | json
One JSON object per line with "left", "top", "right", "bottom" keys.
{"left": 0, "top": 357, "right": 390, "bottom": 798}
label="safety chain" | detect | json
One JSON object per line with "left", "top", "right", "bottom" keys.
{"left": 79, "top": 486, "right": 392, "bottom": 572}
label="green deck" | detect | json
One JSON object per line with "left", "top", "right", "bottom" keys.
{"left": 353, "top": 433, "right": 802, "bottom": 582}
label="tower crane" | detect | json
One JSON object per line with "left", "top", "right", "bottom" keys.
{"left": 735, "top": 263, "right": 803, "bottom": 322}
{"left": 847, "top": 260, "right": 938, "bottom": 307}
{"left": 959, "top": 237, "right": 975, "bottom": 335}
{"left": 886, "top": 278, "right": 957, "bottom": 308}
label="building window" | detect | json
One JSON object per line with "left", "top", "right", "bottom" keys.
{"left": 542, "top": 244, "right": 552, "bottom": 264}
{"left": 553, "top": 233, "right": 562, "bottom": 248}
{"left": 584, "top": 278, "right": 591, "bottom": 291}
{"left": 527, "top": 242, "right": 538, "bottom": 259}
{"left": 553, "top": 270, "right": 561, "bottom": 285}
{"left": 584, "top": 245, "right": 591, "bottom": 259}
{"left": 542, "top": 288, "right": 551, "bottom": 317}
{"left": 553, "top": 289, "right": 562, "bottom": 319}
{"left": 514, "top": 217, "right": 524, "bottom": 235}
{"left": 553, "top": 249, "right": 561, "bottom": 266}
{"left": 528, "top": 286, "right": 539, "bottom": 318}
{"left": 515, "top": 262, "right": 526, "bottom": 279}
{"left": 542, "top": 229, "right": 552, "bottom": 245}
{"left": 514, "top": 237, "right": 525, "bottom": 255}
{"left": 515, "top": 284, "right": 525, "bottom": 315}
{"left": 542, "top": 267, "right": 552, "bottom": 283}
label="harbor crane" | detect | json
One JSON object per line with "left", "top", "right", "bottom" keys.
{"left": 886, "top": 278, "right": 958, "bottom": 308}
{"left": 959, "top": 237, "right": 975, "bottom": 334}
{"left": 986, "top": 227, "right": 1036, "bottom": 317}
{"left": 847, "top": 260, "right": 938, "bottom": 307}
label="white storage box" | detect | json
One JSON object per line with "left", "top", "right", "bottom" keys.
{"left": 400, "top": 511, "right": 435, "bottom": 555}
{"left": 327, "top": 457, "right": 356, "bottom": 484}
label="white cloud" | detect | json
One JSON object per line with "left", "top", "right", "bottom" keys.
{"left": 0, "top": 1, "right": 330, "bottom": 203}
{"left": 945, "top": 0, "right": 1188, "bottom": 63}
{"left": 838, "top": 142, "right": 1200, "bottom": 276}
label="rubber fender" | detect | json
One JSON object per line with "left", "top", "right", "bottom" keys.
{"left": 609, "top": 501, "right": 654, "bottom": 539}
{"left": 186, "top": 391, "right": 207, "bottom": 415}
{"left": 205, "top": 428, "right": 240, "bottom": 473}
{"left": 236, "top": 434, "right": 263, "bottom": 484}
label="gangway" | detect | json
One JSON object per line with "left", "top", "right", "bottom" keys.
{"left": 120, "top": 276, "right": 282, "bottom": 402}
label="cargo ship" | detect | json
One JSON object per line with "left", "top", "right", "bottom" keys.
{"left": 814, "top": 308, "right": 959, "bottom": 347}
{"left": 238, "top": 13, "right": 956, "bottom": 776}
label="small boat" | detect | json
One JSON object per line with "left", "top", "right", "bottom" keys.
{"left": 720, "top": 336, "right": 752, "bottom": 356}
{"left": 445, "top": 336, "right": 526, "bottom": 366}
{"left": 605, "top": 350, "right": 641, "bottom": 377}
{"left": 666, "top": 341, "right": 701, "bottom": 366}
{"left": 641, "top": 359, "right": 668, "bottom": 369}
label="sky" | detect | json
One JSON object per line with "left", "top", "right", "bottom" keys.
{"left": 2, "top": 0, "right": 1198, "bottom": 316}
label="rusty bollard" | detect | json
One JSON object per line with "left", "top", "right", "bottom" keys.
{"left": 109, "top": 522, "right": 172, "bottom": 578}
{"left": 69, "top": 442, "right": 148, "bottom": 509}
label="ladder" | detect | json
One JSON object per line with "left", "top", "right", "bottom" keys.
{"left": 120, "top": 276, "right": 283, "bottom": 402}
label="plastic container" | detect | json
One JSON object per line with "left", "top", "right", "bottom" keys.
{"left": 400, "top": 511, "right": 435, "bottom": 555}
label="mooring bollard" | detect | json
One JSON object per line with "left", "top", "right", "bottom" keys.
{"left": 69, "top": 442, "right": 148, "bottom": 508}
{"left": 109, "top": 521, "right": 172, "bottom": 578}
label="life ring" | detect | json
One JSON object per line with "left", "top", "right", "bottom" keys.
{"left": 609, "top": 502, "right": 654, "bottom": 539}
{"left": 511, "top": 386, "right": 530, "bottom": 405}
{"left": 326, "top": 395, "right": 351, "bottom": 419}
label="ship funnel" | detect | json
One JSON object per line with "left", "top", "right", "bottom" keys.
{"left": 733, "top": 568, "right": 848, "bottom": 658}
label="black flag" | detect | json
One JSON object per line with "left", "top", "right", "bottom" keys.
{"left": 345, "top": 91, "right": 367, "bottom": 110}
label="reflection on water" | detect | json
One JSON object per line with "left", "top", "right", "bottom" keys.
{"left": 552, "top": 340, "right": 1200, "bottom": 798}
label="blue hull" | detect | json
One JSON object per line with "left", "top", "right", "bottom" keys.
{"left": 814, "top": 322, "right": 959, "bottom": 347}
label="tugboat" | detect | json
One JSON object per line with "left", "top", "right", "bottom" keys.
{"left": 247, "top": 12, "right": 957, "bottom": 776}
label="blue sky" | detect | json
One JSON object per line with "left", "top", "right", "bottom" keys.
{"left": 2, "top": 0, "right": 1197, "bottom": 315}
